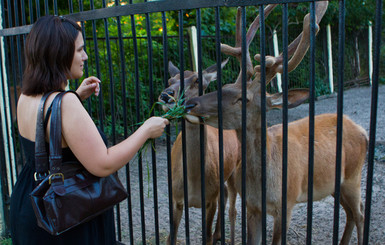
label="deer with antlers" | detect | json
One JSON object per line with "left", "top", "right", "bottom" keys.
{"left": 185, "top": 2, "right": 368, "bottom": 244}
{"left": 158, "top": 61, "right": 240, "bottom": 244}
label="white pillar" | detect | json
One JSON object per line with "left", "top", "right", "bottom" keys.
{"left": 273, "top": 29, "right": 282, "bottom": 92}
{"left": 326, "top": 24, "right": 334, "bottom": 93}
{"left": 188, "top": 26, "right": 198, "bottom": 72}
{"left": 368, "top": 21, "right": 373, "bottom": 85}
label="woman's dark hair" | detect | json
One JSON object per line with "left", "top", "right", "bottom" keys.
{"left": 22, "top": 15, "right": 82, "bottom": 95}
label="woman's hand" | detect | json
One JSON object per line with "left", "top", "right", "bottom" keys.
{"left": 141, "top": 117, "right": 169, "bottom": 139}
{"left": 76, "top": 76, "right": 101, "bottom": 101}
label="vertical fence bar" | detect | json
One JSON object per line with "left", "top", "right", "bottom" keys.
{"left": 11, "top": 0, "right": 25, "bottom": 178}
{"left": 162, "top": 11, "right": 174, "bottom": 244}
{"left": 196, "top": 8, "right": 207, "bottom": 245}
{"left": 214, "top": 6, "right": 226, "bottom": 245}
{"left": 114, "top": 0, "right": 133, "bottom": 243}
{"left": 90, "top": 0, "right": 104, "bottom": 132}
{"left": 102, "top": 0, "right": 116, "bottom": 145}
{"left": 333, "top": 1, "right": 345, "bottom": 244}
{"left": 281, "top": 3, "right": 289, "bottom": 245}
{"left": 178, "top": 9, "right": 190, "bottom": 245}
{"left": 44, "top": 0, "right": 49, "bottom": 15}
{"left": 364, "top": 0, "right": 382, "bottom": 243}
{"left": 29, "top": 0, "right": 34, "bottom": 23}
{"left": 5, "top": 0, "right": 17, "bottom": 188}
{"left": 36, "top": 0, "right": 40, "bottom": 18}
{"left": 78, "top": 0, "right": 93, "bottom": 113}
{"left": 144, "top": 5, "right": 160, "bottom": 244}
{"left": 20, "top": 0, "right": 26, "bottom": 25}
{"left": 68, "top": 0, "right": 73, "bottom": 14}
{"left": 161, "top": 11, "right": 174, "bottom": 245}
{"left": 128, "top": 2, "right": 147, "bottom": 242}
{"left": 100, "top": 0, "right": 121, "bottom": 241}
{"left": 240, "top": 6, "right": 247, "bottom": 244}
{"left": 259, "top": 5, "right": 268, "bottom": 245}
{"left": 54, "top": 0, "right": 58, "bottom": 15}
{"left": 306, "top": 2, "right": 316, "bottom": 244}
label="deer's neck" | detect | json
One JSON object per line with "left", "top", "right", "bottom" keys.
{"left": 184, "top": 122, "right": 207, "bottom": 175}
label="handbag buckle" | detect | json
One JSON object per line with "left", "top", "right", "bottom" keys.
{"left": 34, "top": 171, "right": 50, "bottom": 182}
{"left": 49, "top": 173, "right": 65, "bottom": 184}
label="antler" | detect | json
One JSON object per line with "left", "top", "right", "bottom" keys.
{"left": 254, "top": 1, "right": 329, "bottom": 83}
{"left": 221, "top": 4, "right": 278, "bottom": 83}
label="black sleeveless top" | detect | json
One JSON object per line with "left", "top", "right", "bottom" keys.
{"left": 10, "top": 127, "right": 116, "bottom": 244}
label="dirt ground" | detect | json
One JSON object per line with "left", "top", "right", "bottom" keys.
{"left": 117, "top": 84, "right": 385, "bottom": 244}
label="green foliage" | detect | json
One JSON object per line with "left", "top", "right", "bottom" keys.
{"left": 66, "top": 1, "right": 383, "bottom": 141}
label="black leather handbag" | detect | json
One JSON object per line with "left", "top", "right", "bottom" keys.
{"left": 30, "top": 91, "right": 128, "bottom": 236}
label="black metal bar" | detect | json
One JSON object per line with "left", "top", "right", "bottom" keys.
{"left": 364, "top": 0, "right": 382, "bottom": 243}
{"left": 306, "top": 2, "right": 316, "bottom": 244}
{"left": 29, "top": 0, "right": 34, "bottom": 23}
{"left": 178, "top": 9, "right": 190, "bottom": 245}
{"left": 333, "top": 1, "right": 345, "bottom": 244}
{"left": 114, "top": 5, "right": 130, "bottom": 240}
{"left": 44, "top": 0, "right": 49, "bottom": 15}
{"left": 12, "top": 0, "right": 24, "bottom": 177}
{"left": 281, "top": 3, "right": 289, "bottom": 245}
{"left": 128, "top": 2, "right": 146, "bottom": 242}
{"left": 114, "top": 1, "right": 130, "bottom": 242}
{"left": 196, "top": 8, "right": 207, "bottom": 245}
{"left": 90, "top": 0, "right": 104, "bottom": 132}
{"left": 144, "top": 4, "right": 160, "bottom": 243}
{"left": 78, "top": 0, "right": 92, "bottom": 114}
{"left": 215, "top": 6, "right": 225, "bottom": 245}
{"left": 259, "top": 4, "right": 268, "bottom": 245}
{"left": 240, "top": 6, "right": 247, "bottom": 245}
{"left": 20, "top": 0, "right": 27, "bottom": 25}
{"left": 69, "top": 0, "right": 74, "bottom": 14}
{"left": 161, "top": 11, "right": 174, "bottom": 245}
{"left": 36, "top": 0, "right": 41, "bottom": 18}
{"left": 54, "top": 0, "right": 58, "bottom": 15}
{"left": 102, "top": 0, "right": 116, "bottom": 145}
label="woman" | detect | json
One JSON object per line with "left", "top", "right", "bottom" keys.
{"left": 10, "top": 15, "right": 169, "bottom": 244}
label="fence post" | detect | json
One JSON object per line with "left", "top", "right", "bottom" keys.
{"left": 326, "top": 24, "right": 334, "bottom": 93}
{"left": 273, "top": 29, "right": 282, "bottom": 92}
{"left": 368, "top": 21, "right": 373, "bottom": 85}
{"left": 188, "top": 26, "right": 198, "bottom": 72}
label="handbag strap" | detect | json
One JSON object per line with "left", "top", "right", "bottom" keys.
{"left": 34, "top": 91, "right": 57, "bottom": 181}
{"left": 49, "top": 91, "right": 81, "bottom": 183}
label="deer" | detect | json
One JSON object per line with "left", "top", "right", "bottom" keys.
{"left": 158, "top": 60, "right": 240, "bottom": 244}
{"left": 185, "top": 1, "right": 368, "bottom": 244}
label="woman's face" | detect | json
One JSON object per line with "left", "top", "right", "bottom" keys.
{"left": 69, "top": 32, "right": 88, "bottom": 79}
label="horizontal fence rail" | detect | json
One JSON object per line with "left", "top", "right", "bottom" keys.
{"left": 0, "top": 0, "right": 383, "bottom": 244}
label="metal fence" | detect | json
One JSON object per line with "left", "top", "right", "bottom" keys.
{"left": 0, "top": 0, "right": 383, "bottom": 244}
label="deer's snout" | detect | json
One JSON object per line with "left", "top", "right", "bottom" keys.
{"left": 185, "top": 97, "right": 199, "bottom": 113}
{"left": 159, "top": 89, "right": 175, "bottom": 103}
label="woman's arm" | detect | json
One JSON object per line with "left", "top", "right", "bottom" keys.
{"left": 61, "top": 92, "right": 169, "bottom": 177}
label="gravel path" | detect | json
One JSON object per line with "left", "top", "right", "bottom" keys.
{"left": 117, "top": 84, "right": 385, "bottom": 244}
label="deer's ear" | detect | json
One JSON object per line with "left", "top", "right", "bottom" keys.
{"left": 202, "top": 58, "right": 230, "bottom": 85}
{"left": 267, "top": 88, "right": 309, "bottom": 109}
{"left": 168, "top": 61, "right": 180, "bottom": 77}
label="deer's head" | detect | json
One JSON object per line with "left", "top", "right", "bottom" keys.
{"left": 158, "top": 59, "right": 229, "bottom": 113}
{"left": 185, "top": 2, "right": 328, "bottom": 130}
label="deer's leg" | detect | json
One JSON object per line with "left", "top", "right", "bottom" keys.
{"left": 213, "top": 186, "right": 228, "bottom": 244}
{"left": 272, "top": 205, "right": 293, "bottom": 245}
{"left": 340, "top": 182, "right": 364, "bottom": 245}
{"left": 167, "top": 201, "right": 184, "bottom": 245}
{"left": 227, "top": 175, "right": 238, "bottom": 245}
{"left": 247, "top": 207, "right": 262, "bottom": 245}
{"left": 205, "top": 200, "right": 218, "bottom": 245}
